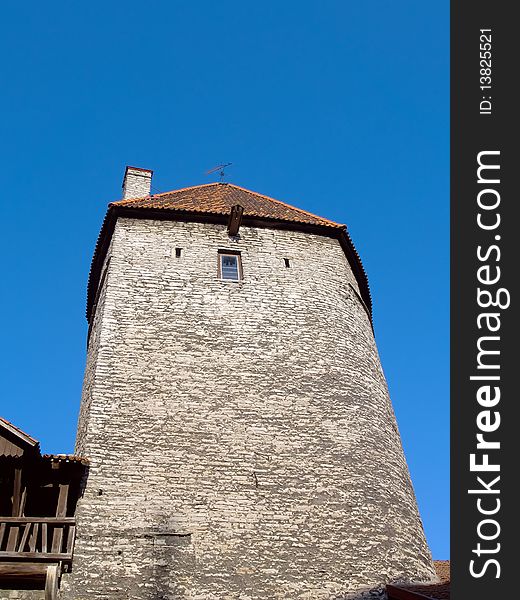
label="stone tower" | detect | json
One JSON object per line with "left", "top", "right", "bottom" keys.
{"left": 63, "top": 167, "right": 435, "bottom": 599}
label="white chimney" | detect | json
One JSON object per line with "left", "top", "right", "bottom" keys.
{"left": 122, "top": 166, "right": 153, "bottom": 199}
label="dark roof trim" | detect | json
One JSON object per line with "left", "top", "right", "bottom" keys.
{"left": 86, "top": 205, "right": 373, "bottom": 323}
{"left": 0, "top": 416, "right": 39, "bottom": 448}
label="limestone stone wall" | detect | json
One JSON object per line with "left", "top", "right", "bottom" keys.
{"left": 62, "top": 218, "right": 435, "bottom": 599}
{"left": 0, "top": 590, "right": 46, "bottom": 600}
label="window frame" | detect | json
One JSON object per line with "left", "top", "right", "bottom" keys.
{"left": 218, "top": 250, "right": 243, "bottom": 282}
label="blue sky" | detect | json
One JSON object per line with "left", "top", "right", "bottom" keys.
{"left": 0, "top": 2, "right": 448, "bottom": 557}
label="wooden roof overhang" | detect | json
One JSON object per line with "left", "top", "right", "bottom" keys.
{"left": 0, "top": 418, "right": 39, "bottom": 459}
{"left": 86, "top": 204, "right": 373, "bottom": 324}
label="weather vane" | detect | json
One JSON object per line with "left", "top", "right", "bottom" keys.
{"left": 206, "top": 162, "right": 232, "bottom": 182}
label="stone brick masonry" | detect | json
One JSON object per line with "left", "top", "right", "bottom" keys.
{"left": 60, "top": 217, "right": 436, "bottom": 599}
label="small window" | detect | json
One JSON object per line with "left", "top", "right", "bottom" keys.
{"left": 219, "top": 253, "right": 241, "bottom": 281}
{"left": 175, "top": 248, "right": 182, "bottom": 258}
{"left": 284, "top": 258, "right": 291, "bottom": 268}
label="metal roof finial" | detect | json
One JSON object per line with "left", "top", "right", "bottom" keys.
{"left": 206, "top": 163, "right": 232, "bottom": 182}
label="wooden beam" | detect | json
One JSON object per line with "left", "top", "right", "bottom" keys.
{"left": 66, "top": 525, "right": 76, "bottom": 555}
{"left": 28, "top": 522, "right": 39, "bottom": 552}
{"left": 18, "top": 522, "right": 31, "bottom": 552}
{"left": 56, "top": 483, "right": 69, "bottom": 517}
{"left": 51, "top": 483, "right": 70, "bottom": 553}
{"left": 12, "top": 467, "right": 22, "bottom": 516}
{"left": 45, "top": 564, "right": 59, "bottom": 600}
{"left": 0, "top": 551, "right": 72, "bottom": 561}
{"left": 0, "top": 561, "right": 48, "bottom": 580}
{"left": 1, "top": 517, "right": 75, "bottom": 523}
{"left": 6, "top": 525, "right": 19, "bottom": 552}
{"left": 51, "top": 528, "right": 63, "bottom": 554}
{"left": 41, "top": 522, "right": 47, "bottom": 553}
{"left": 227, "top": 204, "right": 244, "bottom": 236}
{"left": 19, "top": 485, "right": 27, "bottom": 516}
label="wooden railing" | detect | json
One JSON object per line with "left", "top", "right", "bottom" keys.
{"left": 0, "top": 517, "right": 76, "bottom": 561}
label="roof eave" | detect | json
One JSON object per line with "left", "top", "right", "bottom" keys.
{"left": 0, "top": 417, "right": 40, "bottom": 448}
{"left": 42, "top": 454, "right": 90, "bottom": 466}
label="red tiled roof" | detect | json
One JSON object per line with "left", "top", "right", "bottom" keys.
{"left": 387, "top": 561, "right": 450, "bottom": 600}
{"left": 43, "top": 454, "right": 90, "bottom": 466}
{"left": 433, "top": 560, "right": 450, "bottom": 583}
{"left": 87, "top": 182, "right": 372, "bottom": 323}
{"left": 112, "top": 182, "right": 344, "bottom": 229}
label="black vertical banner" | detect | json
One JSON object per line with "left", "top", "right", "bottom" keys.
{"left": 451, "top": 2, "right": 518, "bottom": 599}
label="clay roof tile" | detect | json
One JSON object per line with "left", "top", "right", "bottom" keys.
{"left": 111, "top": 182, "right": 344, "bottom": 229}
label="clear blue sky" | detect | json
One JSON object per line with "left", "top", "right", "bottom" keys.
{"left": 0, "top": 2, "right": 448, "bottom": 558}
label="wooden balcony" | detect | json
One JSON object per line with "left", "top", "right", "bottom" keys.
{"left": 0, "top": 517, "right": 76, "bottom": 562}
{"left": 1, "top": 420, "right": 87, "bottom": 598}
